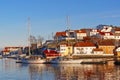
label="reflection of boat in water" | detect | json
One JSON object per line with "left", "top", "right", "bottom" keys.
{"left": 50, "top": 56, "right": 83, "bottom": 64}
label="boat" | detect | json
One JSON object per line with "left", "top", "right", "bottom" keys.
{"left": 20, "top": 55, "right": 46, "bottom": 64}
{"left": 16, "top": 18, "right": 47, "bottom": 64}
{"left": 50, "top": 56, "right": 83, "bottom": 64}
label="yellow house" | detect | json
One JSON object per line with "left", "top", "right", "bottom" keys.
{"left": 59, "top": 43, "right": 73, "bottom": 56}
{"left": 98, "top": 40, "right": 115, "bottom": 54}
{"left": 116, "top": 47, "right": 120, "bottom": 57}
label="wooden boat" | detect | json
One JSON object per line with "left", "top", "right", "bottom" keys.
{"left": 50, "top": 56, "right": 83, "bottom": 64}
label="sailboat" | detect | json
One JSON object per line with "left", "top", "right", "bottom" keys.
{"left": 16, "top": 18, "right": 46, "bottom": 64}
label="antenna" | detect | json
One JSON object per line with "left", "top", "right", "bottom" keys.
{"left": 28, "top": 17, "right": 31, "bottom": 55}
{"left": 66, "top": 16, "right": 71, "bottom": 30}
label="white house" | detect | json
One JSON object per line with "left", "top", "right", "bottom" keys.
{"left": 73, "top": 41, "right": 96, "bottom": 55}
{"left": 74, "top": 30, "right": 87, "bottom": 40}
{"left": 90, "top": 29, "right": 100, "bottom": 37}
{"left": 98, "top": 32, "right": 114, "bottom": 39}
{"left": 101, "top": 26, "right": 112, "bottom": 32}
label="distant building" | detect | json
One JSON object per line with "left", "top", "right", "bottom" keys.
{"left": 2, "top": 47, "right": 23, "bottom": 55}
{"left": 74, "top": 29, "right": 87, "bottom": 40}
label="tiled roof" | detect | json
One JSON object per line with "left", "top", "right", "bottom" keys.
{"left": 99, "top": 32, "right": 113, "bottom": 35}
{"left": 98, "top": 40, "right": 115, "bottom": 46}
{"left": 74, "top": 41, "right": 96, "bottom": 47}
{"left": 55, "top": 31, "right": 67, "bottom": 37}
{"left": 93, "top": 48, "right": 103, "bottom": 51}
{"left": 74, "top": 30, "right": 86, "bottom": 33}
{"left": 114, "top": 28, "right": 120, "bottom": 31}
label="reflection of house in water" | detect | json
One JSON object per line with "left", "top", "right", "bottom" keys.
{"left": 51, "top": 64, "right": 116, "bottom": 80}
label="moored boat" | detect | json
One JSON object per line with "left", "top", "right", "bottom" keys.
{"left": 20, "top": 55, "right": 46, "bottom": 64}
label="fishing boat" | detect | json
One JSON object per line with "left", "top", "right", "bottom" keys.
{"left": 50, "top": 56, "right": 83, "bottom": 64}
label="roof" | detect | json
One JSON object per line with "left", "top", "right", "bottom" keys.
{"left": 93, "top": 48, "right": 103, "bottom": 51}
{"left": 98, "top": 40, "right": 115, "bottom": 46}
{"left": 114, "top": 28, "right": 120, "bottom": 31}
{"left": 74, "top": 30, "right": 86, "bottom": 33}
{"left": 99, "top": 32, "right": 113, "bottom": 35}
{"left": 55, "top": 31, "right": 67, "bottom": 37}
{"left": 74, "top": 41, "right": 96, "bottom": 47}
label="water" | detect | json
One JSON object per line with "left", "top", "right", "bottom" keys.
{"left": 0, "top": 58, "right": 120, "bottom": 80}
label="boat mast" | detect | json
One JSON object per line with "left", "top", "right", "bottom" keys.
{"left": 28, "top": 17, "right": 31, "bottom": 55}
{"left": 66, "top": 16, "right": 71, "bottom": 56}
{"left": 66, "top": 16, "right": 70, "bottom": 31}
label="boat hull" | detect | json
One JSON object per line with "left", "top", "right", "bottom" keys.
{"left": 21, "top": 59, "right": 46, "bottom": 64}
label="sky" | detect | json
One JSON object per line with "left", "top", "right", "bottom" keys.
{"left": 0, "top": 0, "right": 120, "bottom": 48}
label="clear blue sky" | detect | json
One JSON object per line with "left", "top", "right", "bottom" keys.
{"left": 0, "top": 0, "right": 120, "bottom": 48}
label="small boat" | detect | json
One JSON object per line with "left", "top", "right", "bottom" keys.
{"left": 19, "top": 55, "right": 46, "bottom": 64}
{"left": 50, "top": 56, "right": 83, "bottom": 64}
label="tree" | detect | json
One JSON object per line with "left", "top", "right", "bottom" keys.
{"left": 37, "top": 35, "right": 44, "bottom": 47}
{"left": 30, "top": 35, "right": 37, "bottom": 44}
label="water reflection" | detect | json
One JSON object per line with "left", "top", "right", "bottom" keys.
{"left": 0, "top": 59, "right": 120, "bottom": 80}
{"left": 28, "top": 62, "right": 120, "bottom": 80}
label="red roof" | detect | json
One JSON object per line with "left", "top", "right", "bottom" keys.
{"left": 74, "top": 30, "right": 86, "bottom": 33}
{"left": 99, "top": 32, "right": 113, "bottom": 35}
{"left": 93, "top": 48, "right": 103, "bottom": 51}
{"left": 43, "top": 49, "right": 61, "bottom": 57}
{"left": 98, "top": 40, "right": 114, "bottom": 46}
{"left": 74, "top": 41, "right": 95, "bottom": 47}
{"left": 114, "top": 28, "right": 120, "bottom": 31}
{"left": 55, "top": 32, "right": 67, "bottom": 37}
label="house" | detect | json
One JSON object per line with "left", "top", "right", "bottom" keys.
{"left": 90, "top": 29, "right": 100, "bottom": 37}
{"left": 2, "top": 47, "right": 23, "bottom": 56}
{"left": 74, "top": 29, "right": 87, "bottom": 40}
{"left": 114, "top": 27, "right": 120, "bottom": 33}
{"left": 114, "top": 33, "right": 120, "bottom": 40}
{"left": 55, "top": 31, "right": 68, "bottom": 41}
{"left": 73, "top": 41, "right": 96, "bottom": 55}
{"left": 101, "top": 26, "right": 113, "bottom": 32}
{"left": 58, "top": 43, "right": 73, "bottom": 56}
{"left": 98, "top": 40, "right": 115, "bottom": 54}
{"left": 92, "top": 48, "right": 103, "bottom": 54}
{"left": 55, "top": 30, "right": 75, "bottom": 41}
{"left": 98, "top": 32, "right": 114, "bottom": 39}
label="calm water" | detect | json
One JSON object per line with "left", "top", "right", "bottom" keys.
{"left": 0, "top": 58, "right": 120, "bottom": 80}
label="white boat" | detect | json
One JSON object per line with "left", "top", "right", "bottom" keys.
{"left": 16, "top": 18, "right": 46, "bottom": 64}
{"left": 20, "top": 55, "right": 46, "bottom": 64}
{"left": 50, "top": 56, "right": 83, "bottom": 64}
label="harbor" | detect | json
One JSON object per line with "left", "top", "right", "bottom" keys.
{"left": 0, "top": 0, "right": 120, "bottom": 80}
